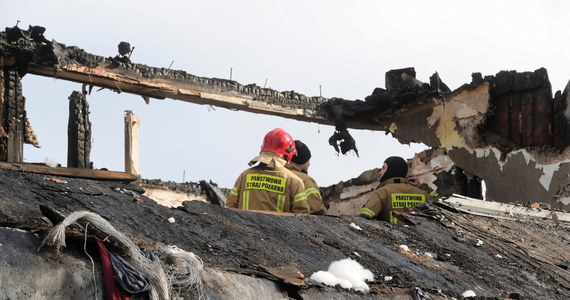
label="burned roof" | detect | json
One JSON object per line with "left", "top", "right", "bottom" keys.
{"left": 1, "top": 167, "right": 569, "bottom": 299}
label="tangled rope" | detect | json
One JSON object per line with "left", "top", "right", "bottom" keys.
{"left": 38, "top": 211, "right": 205, "bottom": 300}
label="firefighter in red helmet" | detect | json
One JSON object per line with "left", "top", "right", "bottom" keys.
{"left": 226, "top": 128, "right": 310, "bottom": 214}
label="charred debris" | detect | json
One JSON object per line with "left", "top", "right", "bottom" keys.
{"left": 1, "top": 168, "right": 570, "bottom": 299}
{"left": 1, "top": 24, "right": 570, "bottom": 299}
{"left": 3, "top": 25, "right": 570, "bottom": 210}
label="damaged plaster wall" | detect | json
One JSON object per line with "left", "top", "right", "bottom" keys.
{"left": 349, "top": 68, "right": 570, "bottom": 210}
{"left": 449, "top": 147, "right": 570, "bottom": 208}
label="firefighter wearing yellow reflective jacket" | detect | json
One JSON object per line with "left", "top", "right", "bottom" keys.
{"left": 359, "top": 156, "right": 428, "bottom": 224}
{"left": 226, "top": 129, "right": 310, "bottom": 214}
{"left": 286, "top": 140, "right": 326, "bottom": 215}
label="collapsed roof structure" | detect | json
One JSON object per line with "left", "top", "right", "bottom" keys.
{"left": 2, "top": 25, "right": 570, "bottom": 210}
{"left": 1, "top": 25, "right": 570, "bottom": 299}
{"left": 2, "top": 168, "right": 570, "bottom": 299}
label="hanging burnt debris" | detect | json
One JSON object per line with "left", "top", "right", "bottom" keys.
{"left": 1, "top": 25, "right": 570, "bottom": 210}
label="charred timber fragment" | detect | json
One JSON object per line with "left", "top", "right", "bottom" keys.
{"left": 324, "top": 68, "right": 444, "bottom": 153}
{"left": 481, "top": 68, "right": 554, "bottom": 149}
{"left": 199, "top": 180, "right": 227, "bottom": 206}
{"left": 1, "top": 25, "right": 337, "bottom": 127}
{"left": 385, "top": 67, "right": 423, "bottom": 91}
{"left": 429, "top": 72, "right": 451, "bottom": 93}
{"left": 553, "top": 81, "right": 570, "bottom": 148}
{"left": 0, "top": 68, "right": 26, "bottom": 162}
{"left": 4, "top": 25, "right": 570, "bottom": 209}
{"left": 67, "top": 90, "right": 91, "bottom": 168}
{"left": 0, "top": 161, "right": 137, "bottom": 181}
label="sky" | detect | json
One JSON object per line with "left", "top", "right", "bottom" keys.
{"left": 2, "top": 0, "right": 570, "bottom": 189}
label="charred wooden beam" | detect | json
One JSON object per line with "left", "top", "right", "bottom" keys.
{"left": 67, "top": 90, "right": 91, "bottom": 168}
{"left": 553, "top": 81, "right": 570, "bottom": 148}
{"left": 0, "top": 68, "right": 25, "bottom": 162}
{"left": 26, "top": 62, "right": 351, "bottom": 128}
{"left": 0, "top": 161, "right": 137, "bottom": 181}
{"left": 482, "top": 68, "right": 554, "bottom": 149}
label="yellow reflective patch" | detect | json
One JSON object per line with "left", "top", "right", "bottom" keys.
{"left": 359, "top": 207, "right": 375, "bottom": 218}
{"left": 391, "top": 193, "right": 426, "bottom": 209}
{"left": 243, "top": 191, "right": 250, "bottom": 210}
{"left": 294, "top": 192, "right": 307, "bottom": 202}
{"left": 277, "top": 195, "right": 285, "bottom": 212}
{"left": 389, "top": 211, "right": 398, "bottom": 224}
{"left": 245, "top": 174, "right": 286, "bottom": 194}
{"left": 230, "top": 187, "right": 238, "bottom": 196}
{"left": 305, "top": 188, "right": 322, "bottom": 199}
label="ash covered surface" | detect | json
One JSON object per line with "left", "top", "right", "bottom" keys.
{"left": 1, "top": 167, "right": 569, "bottom": 299}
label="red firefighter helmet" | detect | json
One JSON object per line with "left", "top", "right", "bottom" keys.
{"left": 261, "top": 128, "right": 296, "bottom": 161}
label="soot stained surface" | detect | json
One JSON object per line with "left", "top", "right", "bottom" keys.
{"left": 1, "top": 167, "right": 569, "bottom": 299}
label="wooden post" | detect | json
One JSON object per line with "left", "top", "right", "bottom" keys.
{"left": 124, "top": 111, "right": 140, "bottom": 179}
{"left": 67, "top": 91, "right": 91, "bottom": 168}
{"left": 2, "top": 68, "right": 25, "bottom": 163}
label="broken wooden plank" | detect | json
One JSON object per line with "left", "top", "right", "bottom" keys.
{"left": 533, "top": 88, "right": 554, "bottom": 146}
{"left": 0, "top": 162, "right": 137, "bottom": 181}
{"left": 124, "top": 111, "right": 140, "bottom": 177}
{"left": 261, "top": 265, "right": 305, "bottom": 286}
{"left": 441, "top": 194, "right": 570, "bottom": 222}
{"left": 509, "top": 92, "right": 521, "bottom": 145}
{"left": 27, "top": 63, "right": 345, "bottom": 128}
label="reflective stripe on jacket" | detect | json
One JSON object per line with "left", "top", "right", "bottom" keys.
{"left": 359, "top": 177, "right": 428, "bottom": 224}
{"left": 286, "top": 163, "right": 325, "bottom": 215}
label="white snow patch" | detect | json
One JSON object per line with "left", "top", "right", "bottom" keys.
{"left": 310, "top": 258, "right": 374, "bottom": 292}
{"left": 168, "top": 217, "right": 176, "bottom": 223}
{"left": 399, "top": 245, "right": 410, "bottom": 252}
{"left": 462, "top": 290, "right": 476, "bottom": 297}
{"left": 384, "top": 276, "right": 393, "bottom": 282}
{"left": 44, "top": 157, "right": 59, "bottom": 168}
{"left": 2, "top": 227, "right": 30, "bottom": 233}
{"left": 349, "top": 223, "right": 362, "bottom": 230}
